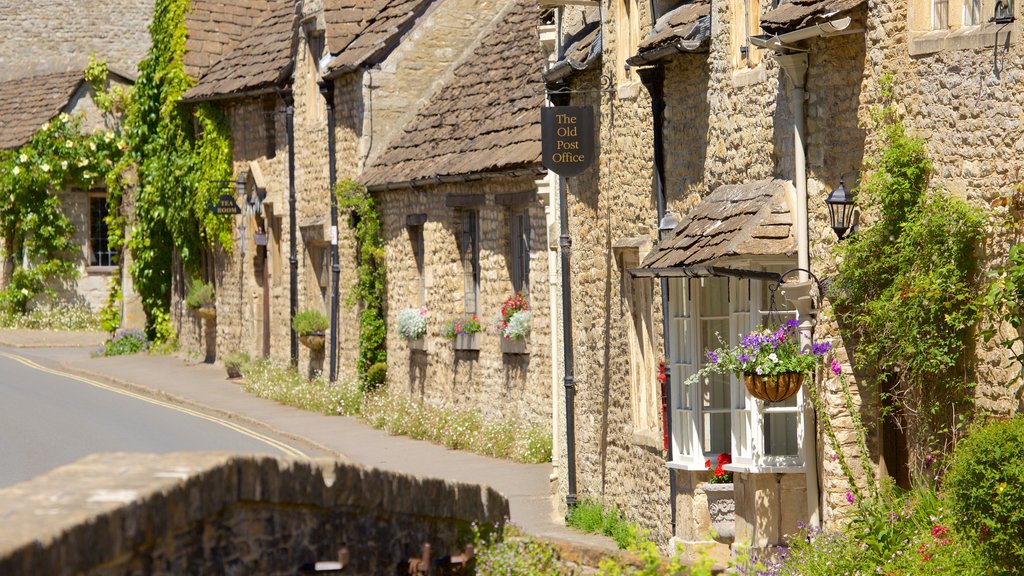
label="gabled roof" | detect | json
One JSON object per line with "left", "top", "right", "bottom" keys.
{"left": 323, "top": 0, "right": 434, "bottom": 77}
{"left": 183, "top": 0, "right": 276, "bottom": 80}
{"left": 183, "top": 0, "right": 298, "bottom": 102}
{"left": 360, "top": 0, "right": 546, "bottom": 188}
{"left": 628, "top": 0, "right": 711, "bottom": 64}
{"left": 544, "top": 22, "right": 601, "bottom": 83}
{"left": 0, "top": 70, "right": 84, "bottom": 150}
{"left": 641, "top": 179, "right": 796, "bottom": 270}
{"left": 761, "top": 0, "right": 865, "bottom": 34}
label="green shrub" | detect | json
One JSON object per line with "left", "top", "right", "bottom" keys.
{"left": 364, "top": 361, "right": 387, "bottom": 391}
{"left": 242, "top": 358, "right": 363, "bottom": 416}
{"left": 566, "top": 499, "right": 638, "bottom": 549}
{"left": 98, "top": 329, "right": 150, "bottom": 356}
{"left": 0, "top": 303, "right": 101, "bottom": 331}
{"left": 473, "top": 525, "right": 565, "bottom": 576}
{"left": 292, "top": 309, "right": 328, "bottom": 336}
{"left": 223, "top": 351, "right": 249, "bottom": 373}
{"left": 945, "top": 417, "right": 1024, "bottom": 572}
{"left": 185, "top": 279, "right": 215, "bottom": 308}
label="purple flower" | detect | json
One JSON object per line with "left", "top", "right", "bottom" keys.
{"left": 706, "top": 350, "right": 719, "bottom": 364}
{"left": 846, "top": 491, "right": 855, "bottom": 504}
{"left": 786, "top": 319, "right": 800, "bottom": 329}
{"left": 830, "top": 357, "right": 841, "bottom": 376}
{"left": 812, "top": 342, "right": 833, "bottom": 356}
{"left": 738, "top": 353, "right": 750, "bottom": 364}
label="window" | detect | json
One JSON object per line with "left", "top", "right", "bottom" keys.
{"left": 307, "top": 244, "right": 330, "bottom": 304}
{"left": 669, "top": 265, "right": 806, "bottom": 472}
{"left": 410, "top": 222, "right": 426, "bottom": 306}
{"left": 911, "top": 0, "right": 998, "bottom": 32}
{"left": 305, "top": 30, "right": 325, "bottom": 123}
{"left": 459, "top": 210, "right": 479, "bottom": 315}
{"left": 89, "top": 195, "right": 117, "bottom": 267}
{"left": 963, "top": 0, "right": 982, "bottom": 24}
{"left": 622, "top": 251, "right": 658, "bottom": 439}
{"left": 934, "top": 0, "right": 950, "bottom": 28}
{"left": 732, "top": 0, "right": 762, "bottom": 68}
{"left": 616, "top": 0, "right": 641, "bottom": 86}
{"left": 510, "top": 209, "right": 530, "bottom": 294}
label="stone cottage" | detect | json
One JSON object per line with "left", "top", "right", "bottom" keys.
{"left": 358, "top": 0, "right": 556, "bottom": 442}
{"left": 544, "top": 0, "right": 1020, "bottom": 557}
{"left": 0, "top": 68, "right": 135, "bottom": 314}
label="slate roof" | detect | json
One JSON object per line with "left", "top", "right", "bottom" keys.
{"left": 761, "top": 0, "right": 865, "bottom": 34}
{"left": 641, "top": 179, "right": 796, "bottom": 270}
{"left": 0, "top": 70, "right": 83, "bottom": 150}
{"left": 324, "top": 0, "right": 433, "bottom": 76}
{"left": 544, "top": 22, "right": 601, "bottom": 82}
{"left": 183, "top": 0, "right": 298, "bottom": 102}
{"left": 184, "top": 0, "right": 275, "bottom": 80}
{"left": 360, "top": 0, "right": 545, "bottom": 187}
{"left": 634, "top": 0, "right": 711, "bottom": 57}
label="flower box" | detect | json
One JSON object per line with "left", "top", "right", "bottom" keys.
{"left": 500, "top": 337, "right": 528, "bottom": 355}
{"left": 408, "top": 337, "right": 426, "bottom": 351}
{"left": 702, "top": 482, "right": 735, "bottom": 543}
{"left": 455, "top": 333, "right": 479, "bottom": 351}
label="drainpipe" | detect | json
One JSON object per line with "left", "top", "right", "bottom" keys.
{"left": 320, "top": 80, "right": 340, "bottom": 382}
{"left": 778, "top": 52, "right": 821, "bottom": 528}
{"left": 638, "top": 64, "right": 676, "bottom": 536}
{"left": 281, "top": 89, "right": 299, "bottom": 366}
{"left": 559, "top": 173, "right": 578, "bottom": 509}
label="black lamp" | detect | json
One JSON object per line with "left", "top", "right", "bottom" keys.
{"left": 993, "top": 0, "right": 1015, "bottom": 23}
{"left": 825, "top": 179, "right": 856, "bottom": 240}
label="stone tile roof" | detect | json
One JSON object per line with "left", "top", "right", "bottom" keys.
{"left": 183, "top": 0, "right": 298, "bottom": 102}
{"left": 0, "top": 70, "right": 83, "bottom": 150}
{"left": 184, "top": 0, "right": 275, "bottom": 80}
{"left": 636, "top": 0, "right": 711, "bottom": 53}
{"left": 360, "top": 0, "right": 545, "bottom": 187}
{"left": 324, "top": 0, "right": 433, "bottom": 76}
{"left": 641, "top": 179, "right": 796, "bottom": 270}
{"left": 544, "top": 22, "right": 601, "bottom": 82}
{"left": 761, "top": 0, "right": 865, "bottom": 34}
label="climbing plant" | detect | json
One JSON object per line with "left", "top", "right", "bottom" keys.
{"left": 117, "top": 0, "right": 233, "bottom": 341}
{"left": 335, "top": 180, "right": 387, "bottom": 390}
{"left": 0, "top": 111, "right": 123, "bottom": 313}
{"left": 983, "top": 180, "right": 1024, "bottom": 382}
{"left": 832, "top": 73, "right": 985, "bottom": 476}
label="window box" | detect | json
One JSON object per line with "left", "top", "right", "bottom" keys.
{"left": 455, "top": 333, "right": 479, "bottom": 351}
{"left": 408, "top": 337, "right": 426, "bottom": 352}
{"left": 500, "top": 337, "right": 528, "bottom": 355}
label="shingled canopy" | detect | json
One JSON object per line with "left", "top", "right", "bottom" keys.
{"left": 0, "top": 70, "right": 84, "bottom": 150}
{"left": 183, "top": 0, "right": 299, "bottom": 102}
{"left": 627, "top": 0, "right": 711, "bottom": 66}
{"left": 635, "top": 179, "right": 796, "bottom": 279}
{"left": 760, "top": 0, "right": 865, "bottom": 34}
{"left": 360, "top": 0, "right": 545, "bottom": 188}
{"left": 323, "top": 0, "right": 434, "bottom": 77}
{"left": 544, "top": 21, "right": 601, "bottom": 83}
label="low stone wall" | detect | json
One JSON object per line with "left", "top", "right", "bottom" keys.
{"left": 0, "top": 452, "right": 508, "bottom": 575}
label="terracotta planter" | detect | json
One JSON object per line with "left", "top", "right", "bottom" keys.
{"left": 744, "top": 371, "right": 804, "bottom": 403}
{"left": 299, "top": 332, "right": 326, "bottom": 350}
{"left": 703, "top": 482, "right": 735, "bottom": 542}
{"left": 192, "top": 305, "right": 217, "bottom": 320}
{"left": 500, "top": 337, "right": 528, "bottom": 355}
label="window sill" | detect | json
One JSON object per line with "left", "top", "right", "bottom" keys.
{"left": 85, "top": 266, "right": 118, "bottom": 275}
{"left": 724, "top": 463, "right": 805, "bottom": 474}
{"left": 666, "top": 461, "right": 710, "bottom": 472}
{"left": 731, "top": 64, "right": 764, "bottom": 88}
{"left": 631, "top": 431, "right": 662, "bottom": 449}
{"left": 616, "top": 81, "right": 642, "bottom": 100}
{"left": 909, "top": 21, "right": 1017, "bottom": 56}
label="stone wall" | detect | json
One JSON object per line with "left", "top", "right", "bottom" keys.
{"left": 0, "top": 0, "right": 153, "bottom": 81}
{"left": 0, "top": 452, "right": 508, "bottom": 575}
{"left": 377, "top": 176, "right": 554, "bottom": 429}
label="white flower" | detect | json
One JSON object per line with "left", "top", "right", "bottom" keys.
{"left": 12, "top": 166, "right": 20, "bottom": 175}
{"left": 40, "top": 122, "right": 49, "bottom": 131}
{"left": 78, "top": 158, "right": 89, "bottom": 167}
{"left": 58, "top": 112, "right": 69, "bottom": 122}
{"left": 40, "top": 163, "right": 50, "bottom": 173}
{"left": 18, "top": 153, "right": 26, "bottom": 163}
{"left": 65, "top": 139, "right": 74, "bottom": 148}
{"left": 61, "top": 161, "right": 68, "bottom": 170}
{"left": 768, "top": 353, "right": 779, "bottom": 363}
{"left": 89, "top": 142, "right": 96, "bottom": 151}
{"left": 104, "top": 131, "right": 114, "bottom": 142}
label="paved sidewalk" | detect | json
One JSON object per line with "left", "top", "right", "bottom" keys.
{"left": 13, "top": 343, "right": 620, "bottom": 556}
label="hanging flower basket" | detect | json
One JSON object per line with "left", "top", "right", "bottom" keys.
{"left": 743, "top": 371, "right": 804, "bottom": 403}
{"left": 193, "top": 305, "right": 217, "bottom": 320}
{"left": 299, "top": 332, "right": 326, "bottom": 350}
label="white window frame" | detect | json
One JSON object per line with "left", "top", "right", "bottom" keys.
{"left": 667, "top": 262, "right": 808, "bottom": 474}
{"left": 933, "top": 0, "right": 950, "bottom": 29}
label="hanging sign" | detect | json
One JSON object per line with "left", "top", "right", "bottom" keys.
{"left": 541, "top": 106, "right": 595, "bottom": 177}
{"left": 209, "top": 194, "right": 241, "bottom": 215}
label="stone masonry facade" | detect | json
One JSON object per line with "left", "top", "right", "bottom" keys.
{"left": 0, "top": 452, "right": 508, "bottom": 575}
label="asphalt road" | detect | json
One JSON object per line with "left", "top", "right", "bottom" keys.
{"left": 0, "top": 349, "right": 300, "bottom": 488}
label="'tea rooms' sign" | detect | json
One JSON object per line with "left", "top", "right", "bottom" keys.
{"left": 541, "top": 106, "right": 595, "bottom": 177}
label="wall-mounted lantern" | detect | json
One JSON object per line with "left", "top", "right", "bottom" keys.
{"left": 825, "top": 179, "right": 857, "bottom": 240}
{"left": 993, "top": 0, "right": 1015, "bottom": 23}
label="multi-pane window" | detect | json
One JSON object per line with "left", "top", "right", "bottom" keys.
{"left": 410, "top": 223, "right": 426, "bottom": 306}
{"left": 616, "top": 0, "right": 641, "bottom": 86}
{"left": 459, "top": 210, "right": 479, "bottom": 315}
{"left": 732, "top": 0, "right": 762, "bottom": 68}
{"left": 934, "top": 0, "right": 950, "bottom": 28}
{"left": 623, "top": 251, "right": 658, "bottom": 438}
{"left": 510, "top": 209, "right": 530, "bottom": 294}
{"left": 963, "top": 0, "right": 982, "bottom": 24}
{"left": 669, "top": 264, "right": 806, "bottom": 472}
{"left": 89, "top": 195, "right": 116, "bottom": 267}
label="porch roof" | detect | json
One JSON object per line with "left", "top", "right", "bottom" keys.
{"left": 760, "top": 0, "right": 866, "bottom": 34}
{"left": 640, "top": 178, "right": 797, "bottom": 271}
{"left": 543, "top": 21, "right": 601, "bottom": 83}
{"left": 628, "top": 0, "right": 710, "bottom": 65}
{"left": 0, "top": 70, "right": 83, "bottom": 150}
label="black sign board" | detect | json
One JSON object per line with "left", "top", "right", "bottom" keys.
{"left": 210, "top": 194, "right": 241, "bottom": 215}
{"left": 541, "top": 106, "right": 595, "bottom": 177}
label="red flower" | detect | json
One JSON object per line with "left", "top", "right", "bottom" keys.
{"left": 717, "top": 452, "right": 732, "bottom": 466}
{"left": 705, "top": 459, "right": 711, "bottom": 469}
{"left": 714, "top": 464, "right": 726, "bottom": 477}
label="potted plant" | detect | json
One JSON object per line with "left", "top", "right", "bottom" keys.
{"left": 186, "top": 278, "right": 216, "bottom": 320}
{"left": 442, "top": 314, "right": 481, "bottom": 351}
{"left": 293, "top": 309, "right": 328, "bottom": 350}
{"left": 686, "top": 319, "right": 838, "bottom": 403}
{"left": 222, "top": 351, "right": 249, "bottom": 379}
{"left": 397, "top": 307, "right": 429, "bottom": 351}
{"left": 494, "top": 293, "right": 530, "bottom": 355}
{"left": 703, "top": 452, "right": 735, "bottom": 542}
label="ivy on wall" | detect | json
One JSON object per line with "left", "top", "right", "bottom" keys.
{"left": 117, "top": 0, "right": 233, "bottom": 341}
{"left": 335, "top": 180, "right": 387, "bottom": 390}
{"left": 832, "top": 74, "right": 985, "bottom": 476}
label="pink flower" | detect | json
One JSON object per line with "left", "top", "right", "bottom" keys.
{"left": 846, "top": 491, "right": 855, "bottom": 504}
{"left": 830, "top": 357, "right": 841, "bottom": 376}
